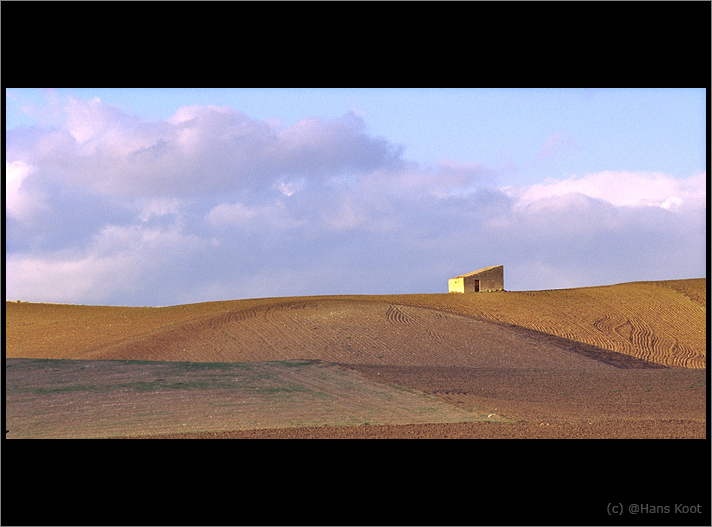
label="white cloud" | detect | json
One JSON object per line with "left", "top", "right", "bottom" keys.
{"left": 136, "top": 198, "right": 184, "bottom": 222}
{"left": 9, "top": 99, "right": 402, "bottom": 201}
{"left": 357, "top": 160, "right": 493, "bottom": 200}
{"left": 6, "top": 223, "right": 218, "bottom": 305}
{"left": 205, "top": 200, "right": 305, "bottom": 231}
{"left": 272, "top": 180, "right": 302, "bottom": 197}
{"left": 485, "top": 173, "right": 707, "bottom": 290}
{"left": 503, "top": 170, "right": 706, "bottom": 210}
{"left": 6, "top": 251, "right": 141, "bottom": 305}
{"left": 6, "top": 161, "right": 46, "bottom": 221}
{"left": 4, "top": 95, "right": 706, "bottom": 305}
{"left": 64, "top": 96, "right": 123, "bottom": 145}
{"left": 323, "top": 197, "right": 370, "bottom": 231}
{"left": 205, "top": 201, "right": 260, "bottom": 226}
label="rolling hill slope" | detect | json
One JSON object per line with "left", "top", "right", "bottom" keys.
{"left": 6, "top": 278, "right": 705, "bottom": 368}
{"left": 5, "top": 278, "right": 706, "bottom": 439}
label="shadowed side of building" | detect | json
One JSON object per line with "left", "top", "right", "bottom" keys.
{"left": 448, "top": 265, "right": 504, "bottom": 293}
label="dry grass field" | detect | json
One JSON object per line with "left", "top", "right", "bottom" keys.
{"left": 5, "top": 278, "right": 706, "bottom": 438}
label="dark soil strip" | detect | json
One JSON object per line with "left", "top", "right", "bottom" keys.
{"left": 494, "top": 321, "right": 669, "bottom": 369}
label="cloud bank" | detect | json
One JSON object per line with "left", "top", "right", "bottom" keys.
{"left": 5, "top": 97, "right": 706, "bottom": 305}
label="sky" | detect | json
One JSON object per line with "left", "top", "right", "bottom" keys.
{"left": 5, "top": 88, "right": 707, "bottom": 306}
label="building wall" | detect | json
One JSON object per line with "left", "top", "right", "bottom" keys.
{"left": 448, "top": 277, "right": 465, "bottom": 293}
{"left": 449, "top": 265, "right": 504, "bottom": 293}
{"left": 472, "top": 265, "right": 504, "bottom": 292}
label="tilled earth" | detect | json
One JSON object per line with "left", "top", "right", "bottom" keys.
{"left": 5, "top": 289, "right": 707, "bottom": 439}
{"left": 145, "top": 419, "right": 705, "bottom": 439}
{"left": 127, "top": 365, "right": 706, "bottom": 439}
{"left": 6, "top": 359, "right": 509, "bottom": 439}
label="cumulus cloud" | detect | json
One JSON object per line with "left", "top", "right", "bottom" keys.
{"left": 5, "top": 95, "right": 706, "bottom": 305}
{"left": 502, "top": 170, "right": 707, "bottom": 210}
{"left": 205, "top": 199, "right": 306, "bottom": 232}
{"left": 6, "top": 160, "right": 46, "bottom": 222}
{"left": 136, "top": 198, "right": 184, "bottom": 223}
{"left": 488, "top": 174, "right": 706, "bottom": 289}
{"left": 6, "top": 252, "right": 141, "bottom": 306}
{"left": 7, "top": 98, "right": 402, "bottom": 200}
{"left": 6, "top": 223, "right": 218, "bottom": 306}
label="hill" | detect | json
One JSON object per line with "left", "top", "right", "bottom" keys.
{"left": 5, "top": 278, "right": 706, "bottom": 439}
{"left": 6, "top": 278, "right": 706, "bottom": 368}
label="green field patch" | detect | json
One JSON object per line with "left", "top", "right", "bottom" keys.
{"left": 5, "top": 358, "right": 507, "bottom": 438}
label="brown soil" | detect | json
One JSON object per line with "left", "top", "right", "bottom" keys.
{"left": 5, "top": 278, "right": 707, "bottom": 438}
{"left": 137, "top": 419, "right": 706, "bottom": 439}
{"left": 69, "top": 300, "right": 668, "bottom": 370}
{"left": 117, "top": 365, "right": 705, "bottom": 439}
{"left": 6, "top": 359, "right": 508, "bottom": 439}
{"left": 7, "top": 279, "right": 705, "bottom": 368}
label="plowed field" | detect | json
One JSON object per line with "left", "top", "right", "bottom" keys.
{"left": 4, "top": 278, "right": 706, "bottom": 438}
{"left": 6, "top": 359, "right": 509, "bottom": 439}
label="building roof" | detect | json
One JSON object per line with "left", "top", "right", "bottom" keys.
{"left": 451, "top": 265, "right": 502, "bottom": 279}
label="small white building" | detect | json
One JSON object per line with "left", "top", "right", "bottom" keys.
{"left": 448, "top": 265, "right": 504, "bottom": 293}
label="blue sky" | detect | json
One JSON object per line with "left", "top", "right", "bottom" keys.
{"left": 5, "top": 88, "right": 707, "bottom": 306}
